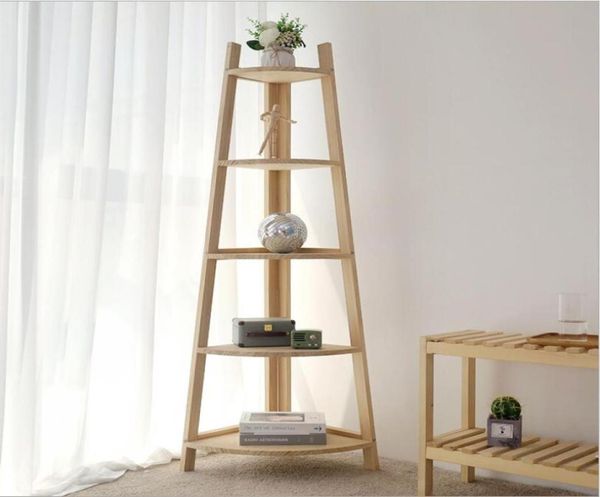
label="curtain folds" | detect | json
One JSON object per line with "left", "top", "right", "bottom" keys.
{"left": 0, "top": 3, "right": 263, "bottom": 495}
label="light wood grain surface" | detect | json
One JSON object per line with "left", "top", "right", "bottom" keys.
{"left": 181, "top": 42, "right": 241, "bottom": 472}
{"left": 228, "top": 67, "right": 330, "bottom": 83}
{"left": 426, "top": 331, "right": 598, "bottom": 369}
{"left": 207, "top": 248, "right": 352, "bottom": 260}
{"left": 199, "top": 343, "right": 359, "bottom": 357}
{"left": 185, "top": 430, "right": 373, "bottom": 456}
{"left": 219, "top": 158, "right": 339, "bottom": 170}
{"left": 426, "top": 427, "right": 598, "bottom": 489}
{"left": 182, "top": 42, "right": 379, "bottom": 473}
{"left": 420, "top": 331, "right": 599, "bottom": 494}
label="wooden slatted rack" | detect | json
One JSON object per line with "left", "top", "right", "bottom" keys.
{"left": 418, "top": 330, "right": 599, "bottom": 495}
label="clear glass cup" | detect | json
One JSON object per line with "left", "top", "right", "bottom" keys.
{"left": 558, "top": 293, "right": 588, "bottom": 333}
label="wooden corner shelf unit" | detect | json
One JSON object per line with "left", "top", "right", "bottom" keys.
{"left": 180, "top": 43, "right": 379, "bottom": 471}
{"left": 418, "top": 330, "right": 599, "bottom": 495}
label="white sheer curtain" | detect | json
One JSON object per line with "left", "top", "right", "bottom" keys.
{"left": 0, "top": 2, "right": 266, "bottom": 495}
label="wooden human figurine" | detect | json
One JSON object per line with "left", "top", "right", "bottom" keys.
{"left": 259, "top": 104, "right": 297, "bottom": 158}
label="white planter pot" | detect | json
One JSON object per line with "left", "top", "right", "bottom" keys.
{"left": 261, "top": 47, "right": 295, "bottom": 68}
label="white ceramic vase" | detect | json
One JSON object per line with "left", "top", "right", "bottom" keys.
{"left": 261, "top": 47, "right": 295, "bottom": 68}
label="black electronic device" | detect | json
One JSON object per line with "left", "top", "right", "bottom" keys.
{"left": 232, "top": 318, "right": 295, "bottom": 347}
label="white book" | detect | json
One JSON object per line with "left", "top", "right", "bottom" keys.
{"left": 239, "top": 411, "right": 326, "bottom": 435}
{"left": 239, "top": 433, "right": 327, "bottom": 445}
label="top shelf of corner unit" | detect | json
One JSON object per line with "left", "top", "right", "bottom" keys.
{"left": 228, "top": 67, "right": 331, "bottom": 84}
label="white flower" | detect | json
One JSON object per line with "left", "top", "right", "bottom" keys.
{"left": 260, "top": 21, "right": 277, "bottom": 30}
{"left": 259, "top": 27, "right": 279, "bottom": 48}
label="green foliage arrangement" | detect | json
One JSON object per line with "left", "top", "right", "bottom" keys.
{"left": 490, "top": 396, "right": 522, "bottom": 420}
{"left": 247, "top": 13, "right": 307, "bottom": 51}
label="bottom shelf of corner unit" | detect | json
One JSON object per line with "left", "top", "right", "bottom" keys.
{"left": 426, "top": 427, "right": 598, "bottom": 489}
{"left": 185, "top": 427, "right": 373, "bottom": 456}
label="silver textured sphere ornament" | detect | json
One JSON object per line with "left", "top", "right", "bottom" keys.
{"left": 258, "top": 213, "right": 307, "bottom": 253}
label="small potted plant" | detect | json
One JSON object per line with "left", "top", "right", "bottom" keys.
{"left": 487, "top": 396, "right": 522, "bottom": 448}
{"left": 247, "top": 14, "right": 306, "bottom": 68}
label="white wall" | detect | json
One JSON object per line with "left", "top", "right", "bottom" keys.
{"left": 262, "top": 1, "right": 598, "bottom": 492}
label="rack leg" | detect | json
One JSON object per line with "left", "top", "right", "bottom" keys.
{"left": 344, "top": 263, "right": 379, "bottom": 471}
{"left": 363, "top": 446, "right": 380, "bottom": 471}
{"left": 418, "top": 337, "right": 434, "bottom": 496}
{"left": 180, "top": 42, "right": 241, "bottom": 473}
{"left": 180, "top": 259, "right": 217, "bottom": 472}
{"left": 461, "top": 357, "right": 476, "bottom": 482}
{"left": 318, "top": 42, "right": 380, "bottom": 471}
{"left": 181, "top": 447, "right": 197, "bottom": 472}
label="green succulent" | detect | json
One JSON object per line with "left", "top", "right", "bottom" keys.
{"left": 490, "top": 396, "right": 521, "bottom": 420}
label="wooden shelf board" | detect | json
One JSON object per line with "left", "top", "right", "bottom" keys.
{"left": 427, "top": 427, "right": 598, "bottom": 489}
{"left": 186, "top": 429, "right": 373, "bottom": 456}
{"left": 207, "top": 248, "right": 352, "bottom": 260}
{"left": 200, "top": 343, "right": 360, "bottom": 357}
{"left": 426, "top": 331, "right": 598, "bottom": 369}
{"left": 228, "top": 67, "right": 330, "bottom": 83}
{"left": 219, "top": 159, "right": 339, "bottom": 170}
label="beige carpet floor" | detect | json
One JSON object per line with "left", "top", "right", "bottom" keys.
{"left": 73, "top": 452, "right": 585, "bottom": 496}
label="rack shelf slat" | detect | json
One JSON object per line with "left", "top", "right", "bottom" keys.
{"left": 542, "top": 444, "right": 598, "bottom": 467}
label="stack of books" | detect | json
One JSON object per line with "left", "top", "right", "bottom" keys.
{"left": 239, "top": 411, "right": 327, "bottom": 445}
